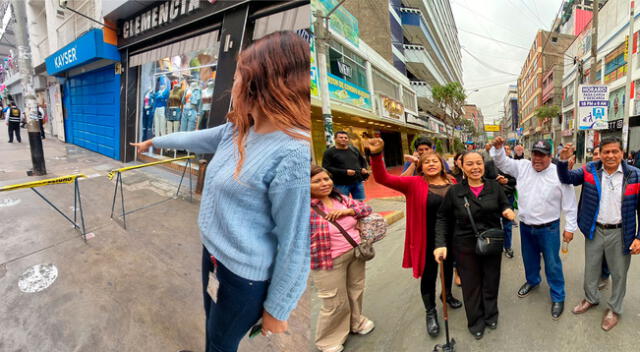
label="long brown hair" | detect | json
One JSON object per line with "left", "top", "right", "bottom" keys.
{"left": 417, "top": 150, "right": 452, "bottom": 184}
{"left": 227, "top": 31, "right": 310, "bottom": 178}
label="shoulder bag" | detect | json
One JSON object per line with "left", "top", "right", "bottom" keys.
{"left": 358, "top": 213, "right": 387, "bottom": 243}
{"left": 312, "top": 205, "right": 375, "bottom": 261}
{"left": 463, "top": 196, "right": 504, "bottom": 256}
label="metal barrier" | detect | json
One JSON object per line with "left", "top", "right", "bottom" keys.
{"left": 108, "top": 155, "right": 194, "bottom": 229}
{"left": 0, "top": 174, "right": 88, "bottom": 239}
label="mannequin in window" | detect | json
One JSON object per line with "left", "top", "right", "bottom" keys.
{"left": 181, "top": 80, "right": 201, "bottom": 132}
{"left": 167, "top": 79, "right": 184, "bottom": 134}
{"left": 142, "top": 86, "right": 155, "bottom": 141}
{"left": 153, "top": 75, "right": 170, "bottom": 137}
{"left": 198, "top": 79, "right": 214, "bottom": 130}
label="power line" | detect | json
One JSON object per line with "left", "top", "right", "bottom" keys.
{"left": 518, "top": 0, "right": 547, "bottom": 27}
{"left": 462, "top": 46, "right": 520, "bottom": 76}
{"left": 466, "top": 78, "right": 517, "bottom": 91}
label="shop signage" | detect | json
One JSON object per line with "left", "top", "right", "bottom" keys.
{"left": 311, "top": 0, "right": 360, "bottom": 48}
{"left": 45, "top": 29, "right": 120, "bottom": 76}
{"left": 122, "top": 0, "right": 201, "bottom": 39}
{"left": 337, "top": 60, "right": 352, "bottom": 78}
{"left": 484, "top": 125, "right": 500, "bottom": 132}
{"left": 608, "top": 118, "right": 623, "bottom": 131}
{"left": 327, "top": 72, "right": 372, "bottom": 110}
{"left": 578, "top": 85, "right": 609, "bottom": 130}
{"left": 310, "top": 35, "right": 319, "bottom": 98}
{"left": 380, "top": 95, "right": 404, "bottom": 120}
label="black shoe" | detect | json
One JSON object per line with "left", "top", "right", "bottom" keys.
{"left": 486, "top": 321, "right": 498, "bottom": 330}
{"left": 504, "top": 248, "right": 514, "bottom": 258}
{"left": 471, "top": 329, "right": 484, "bottom": 340}
{"left": 441, "top": 294, "right": 462, "bottom": 309}
{"left": 426, "top": 308, "right": 440, "bottom": 337}
{"left": 517, "top": 283, "right": 538, "bottom": 298}
{"left": 551, "top": 302, "right": 564, "bottom": 320}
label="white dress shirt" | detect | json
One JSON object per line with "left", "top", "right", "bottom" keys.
{"left": 491, "top": 146, "right": 578, "bottom": 232}
{"left": 597, "top": 164, "right": 623, "bottom": 225}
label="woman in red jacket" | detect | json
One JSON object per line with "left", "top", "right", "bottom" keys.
{"left": 367, "top": 138, "right": 461, "bottom": 337}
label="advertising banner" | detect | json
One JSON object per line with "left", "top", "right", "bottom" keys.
{"left": 484, "top": 125, "right": 500, "bottom": 132}
{"left": 578, "top": 85, "right": 609, "bottom": 130}
{"left": 311, "top": 0, "right": 360, "bottom": 48}
{"left": 327, "top": 73, "right": 372, "bottom": 110}
{"left": 310, "top": 36, "right": 319, "bottom": 98}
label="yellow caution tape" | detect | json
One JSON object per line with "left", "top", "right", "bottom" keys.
{"left": 0, "top": 174, "right": 87, "bottom": 192}
{"left": 107, "top": 155, "right": 195, "bottom": 180}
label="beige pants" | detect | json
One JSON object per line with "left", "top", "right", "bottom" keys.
{"left": 312, "top": 249, "right": 366, "bottom": 350}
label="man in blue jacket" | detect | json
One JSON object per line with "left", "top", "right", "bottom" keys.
{"left": 557, "top": 137, "right": 640, "bottom": 331}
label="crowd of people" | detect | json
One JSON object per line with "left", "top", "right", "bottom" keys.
{"left": 311, "top": 131, "right": 640, "bottom": 351}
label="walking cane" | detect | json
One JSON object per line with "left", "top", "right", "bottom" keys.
{"left": 433, "top": 257, "right": 456, "bottom": 352}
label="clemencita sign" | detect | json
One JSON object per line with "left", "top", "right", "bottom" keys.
{"left": 122, "top": 0, "right": 201, "bottom": 40}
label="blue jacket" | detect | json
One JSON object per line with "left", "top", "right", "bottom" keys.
{"left": 557, "top": 160, "right": 640, "bottom": 254}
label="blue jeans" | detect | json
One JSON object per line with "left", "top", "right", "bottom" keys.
{"left": 502, "top": 194, "right": 515, "bottom": 249}
{"left": 335, "top": 182, "right": 365, "bottom": 201}
{"left": 520, "top": 220, "right": 565, "bottom": 302}
{"left": 181, "top": 108, "right": 197, "bottom": 131}
{"left": 202, "top": 247, "right": 269, "bottom": 352}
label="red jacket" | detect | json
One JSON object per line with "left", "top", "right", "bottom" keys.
{"left": 370, "top": 153, "right": 454, "bottom": 278}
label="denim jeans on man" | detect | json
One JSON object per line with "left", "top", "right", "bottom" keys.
{"left": 335, "top": 182, "right": 365, "bottom": 201}
{"left": 520, "top": 220, "right": 565, "bottom": 302}
{"left": 502, "top": 194, "right": 515, "bottom": 249}
{"left": 201, "top": 246, "right": 269, "bottom": 352}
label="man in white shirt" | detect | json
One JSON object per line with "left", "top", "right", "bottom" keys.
{"left": 491, "top": 137, "right": 578, "bottom": 320}
{"left": 557, "top": 137, "right": 640, "bottom": 331}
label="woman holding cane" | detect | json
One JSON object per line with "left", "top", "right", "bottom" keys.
{"left": 434, "top": 151, "right": 515, "bottom": 340}
{"left": 131, "top": 31, "right": 310, "bottom": 352}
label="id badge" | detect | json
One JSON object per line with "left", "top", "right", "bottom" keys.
{"left": 207, "top": 268, "right": 220, "bottom": 303}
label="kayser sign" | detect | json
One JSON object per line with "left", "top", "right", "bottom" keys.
{"left": 122, "top": 0, "right": 202, "bottom": 39}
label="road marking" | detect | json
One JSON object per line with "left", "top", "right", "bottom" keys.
{"left": 18, "top": 264, "right": 58, "bottom": 293}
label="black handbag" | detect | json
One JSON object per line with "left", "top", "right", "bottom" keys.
{"left": 463, "top": 196, "right": 504, "bottom": 256}
{"left": 312, "top": 205, "right": 375, "bottom": 261}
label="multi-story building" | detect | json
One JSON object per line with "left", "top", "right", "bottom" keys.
{"left": 502, "top": 84, "right": 518, "bottom": 143}
{"left": 342, "top": 0, "right": 463, "bottom": 151}
{"left": 463, "top": 103, "right": 486, "bottom": 144}
{"left": 517, "top": 30, "right": 574, "bottom": 148}
{"left": 561, "top": 0, "right": 640, "bottom": 157}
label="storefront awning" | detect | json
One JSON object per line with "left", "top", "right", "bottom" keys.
{"left": 45, "top": 29, "right": 120, "bottom": 76}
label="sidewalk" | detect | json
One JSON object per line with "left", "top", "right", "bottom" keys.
{"left": 0, "top": 131, "right": 309, "bottom": 352}
{"left": 363, "top": 165, "right": 405, "bottom": 226}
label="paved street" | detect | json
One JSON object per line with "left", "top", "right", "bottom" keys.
{"left": 0, "top": 130, "right": 308, "bottom": 352}
{"left": 310, "top": 197, "right": 640, "bottom": 352}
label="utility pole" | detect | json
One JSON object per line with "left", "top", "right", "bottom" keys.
{"left": 314, "top": 10, "right": 334, "bottom": 147}
{"left": 622, "top": 0, "right": 634, "bottom": 151}
{"left": 314, "top": 0, "right": 348, "bottom": 147}
{"left": 586, "top": 0, "right": 599, "bottom": 160}
{"left": 11, "top": 0, "right": 46, "bottom": 175}
{"left": 572, "top": 57, "right": 583, "bottom": 147}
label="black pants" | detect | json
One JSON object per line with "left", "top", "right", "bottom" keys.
{"left": 421, "top": 239, "right": 454, "bottom": 310}
{"left": 455, "top": 246, "right": 501, "bottom": 334}
{"left": 39, "top": 120, "right": 45, "bottom": 139}
{"left": 8, "top": 121, "right": 20, "bottom": 142}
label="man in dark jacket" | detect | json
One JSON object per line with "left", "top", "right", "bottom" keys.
{"left": 557, "top": 137, "right": 640, "bottom": 332}
{"left": 322, "top": 131, "right": 369, "bottom": 200}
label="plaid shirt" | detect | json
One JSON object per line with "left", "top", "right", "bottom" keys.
{"left": 310, "top": 195, "right": 372, "bottom": 270}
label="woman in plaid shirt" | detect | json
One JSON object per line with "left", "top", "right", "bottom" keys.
{"left": 310, "top": 165, "right": 374, "bottom": 352}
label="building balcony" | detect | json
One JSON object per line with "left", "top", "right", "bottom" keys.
{"left": 399, "top": 7, "right": 453, "bottom": 83}
{"left": 403, "top": 44, "right": 443, "bottom": 85}
{"left": 410, "top": 80, "right": 433, "bottom": 101}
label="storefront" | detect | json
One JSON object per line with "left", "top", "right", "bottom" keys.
{"left": 111, "top": 0, "right": 309, "bottom": 166}
{"left": 44, "top": 28, "right": 121, "bottom": 159}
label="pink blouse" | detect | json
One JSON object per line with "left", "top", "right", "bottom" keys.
{"left": 327, "top": 198, "right": 361, "bottom": 258}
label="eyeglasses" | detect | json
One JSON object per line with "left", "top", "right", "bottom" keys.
{"left": 605, "top": 175, "right": 616, "bottom": 191}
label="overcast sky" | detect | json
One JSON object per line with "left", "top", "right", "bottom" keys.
{"left": 450, "top": 0, "right": 565, "bottom": 125}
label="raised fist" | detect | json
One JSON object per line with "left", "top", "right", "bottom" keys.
{"left": 367, "top": 138, "right": 384, "bottom": 154}
{"left": 492, "top": 137, "right": 505, "bottom": 150}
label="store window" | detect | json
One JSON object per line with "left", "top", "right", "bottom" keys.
{"left": 402, "top": 86, "right": 417, "bottom": 112}
{"left": 131, "top": 31, "right": 220, "bottom": 161}
{"left": 327, "top": 39, "right": 368, "bottom": 89}
{"left": 373, "top": 69, "right": 399, "bottom": 100}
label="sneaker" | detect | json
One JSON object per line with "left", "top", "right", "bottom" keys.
{"left": 321, "top": 346, "right": 344, "bottom": 352}
{"left": 352, "top": 318, "right": 375, "bottom": 335}
{"left": 504, "top": 248, "right": 514, "bottom": 258}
